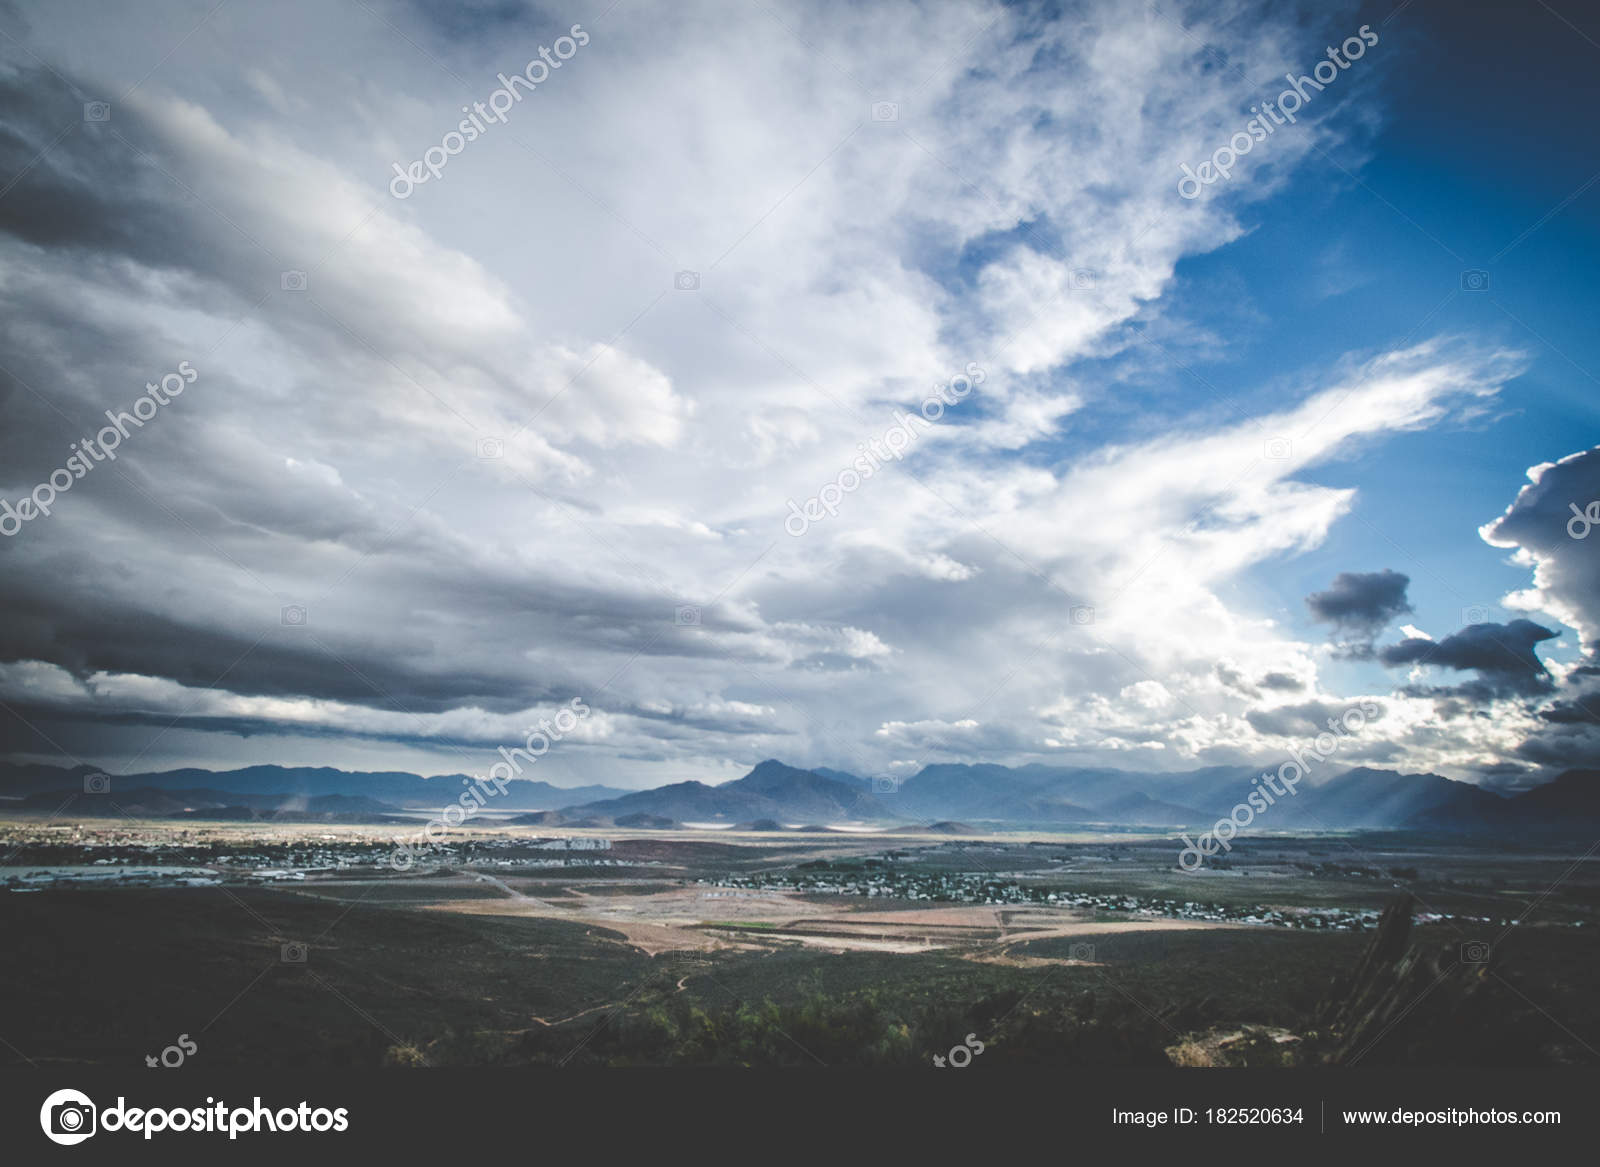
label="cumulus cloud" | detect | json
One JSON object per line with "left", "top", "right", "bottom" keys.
{"left": 1378, "top": 619, "right": 1560, "bottom": 699}
{"left": 1481, "top": 446, "right": 1600, "bottom": 650}
{"left": 1259, "top": 671, "right": 1305, "bottom": 692}
{"left": 0, "top": 0, "right": 1547, "bottom": 786}
{"left": 1458, "top": 447, "right": 1600, "bottom": 768}
{"left": 1306, "top": 569, "right": 1412, "bottom": 656}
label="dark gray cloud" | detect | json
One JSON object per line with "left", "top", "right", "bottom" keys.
{"left": 404, "top": 0, "right": 547, "bottom": 40}
{"left": 1305, "top": 569, "right": 1412, "bottom": 655}
{"left": 1513, "top": 721, "right": 1600, "bottom": 771}
{"left": 0, "top": 63, "right": 281, "bottom": 299}
{"left": 1379, "top": 619, "right": 1559, "bottom": 698}
{"left": 1537, "top": 692, "right": 1600, "bottom": 725}
{"left": 0, "top": 579, "right": 567, "bottom": 714}
{"left": 1472, "top": 760, "right": 1537, "bottom": 794}
{"left": 1244, "top": 698, "right": 1382, "bottom": 738}
{"left": 1213, "top": 661, "right": 1258, "bottom": 697}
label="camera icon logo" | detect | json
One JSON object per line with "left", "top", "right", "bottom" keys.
{"left": 1263, "top": 436, "right": 1293, "bottom": 461}
{"left": 674, "top": 270, "right": 700, "bottom": 291}
{"left": 1461, "top": 605, "right": 1490, "bottom": 626}
{"left": 281, "top": 941, "right": 309, "bottom": 963}
{"left": 870, "top": 775, "right": 899, "bottom": 794}
{"left": 1069, "top": 604, "right": 1095, "bottom": 626}
{"left": 41, "top": 1088, "right": 97, "bottom": 1145}
{"left": 1068, "top": 942, "right": 1096, "bottom": 962}
{"left": 675, "top": 604, "right": 701, "bottom": 626}
{"left": 83, "top": 101, "right": 111, "bottom": 123}
{"left": 1460, "top": 269, "right": 1490, "bottom": 292}
{"left": 280, "top": 270, "right": 308, "bottom": 292}
{"left": 281, "top": 605, "right": 307, "bottom": 627}
{"left": 1460, "top": 940, "right": 1491, "bottom": 964}
{"left": 476, "top": 437, "right": 504, "bottom": 460}
{"left": 1069, "top": 268, "right": 1096, "bottom": 290}
{"left": 83, "top": 772, "right": 111, "bottom": 794}
{"left": 871, "top": 101, "right": 899, "bottom": 122}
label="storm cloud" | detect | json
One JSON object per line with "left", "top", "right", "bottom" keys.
{"left": 1306, "top": 570, "right": 1413, "bottom": 656}
{"left": 1379, "top": 619, "right": 1560, "bottom": 698}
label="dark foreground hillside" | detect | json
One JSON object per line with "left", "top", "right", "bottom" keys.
{"left": 2, "top": 889, "right": 1594, "bottom": 1069}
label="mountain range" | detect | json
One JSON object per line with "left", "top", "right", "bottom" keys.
{"left": 0, "top": 762, "right": 624, "bottom": 812}
{"left": 517, "top": 760, "right": 889, "bottom": 826}
{"left": 4, "top": 758, "right": 1599, "bottom": 834}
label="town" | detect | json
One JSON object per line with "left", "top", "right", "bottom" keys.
{"left": 696, "top": 868, "right": 1517, "bottom": 932}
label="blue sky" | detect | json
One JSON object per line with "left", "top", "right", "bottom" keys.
{"left": 1144, "top": 0, "right": 1600, "bottom": 685}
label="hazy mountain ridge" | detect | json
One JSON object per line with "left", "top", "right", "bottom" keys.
{"left": 16, "top": 785, "right": 402, "bottom": 821}
{"left": 551, "top": 761, "right": 889, "bottom": 826}
{"left": 888, "top": 761, "right": 1563, "bottom": 831}
{"left": 3, "top": 758, "right": 1596, "bottom": 833}
{"left": 505, "top": 758, "right": 1600, "bottom": 833}
{"left": 0, "top": 762, "right": 626, "bottom": 811}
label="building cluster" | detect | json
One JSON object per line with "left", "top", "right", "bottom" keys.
{"left": 698, "top": 871, "right": 1518, "bottom": 932}
{"left": 1, "top": 827, "right": 632, "bottom": 889}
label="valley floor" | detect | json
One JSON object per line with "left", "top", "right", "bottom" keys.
{"left": 3, "top": 818, "right": 1597, "bottom": 1068}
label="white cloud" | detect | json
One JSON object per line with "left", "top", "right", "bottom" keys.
{"left": 0, "top": 0, "right": 1541, "bottom": 784}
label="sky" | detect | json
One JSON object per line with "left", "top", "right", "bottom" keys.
{"left": 0, "top": 0, "right": 1597, "bottom": 791}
